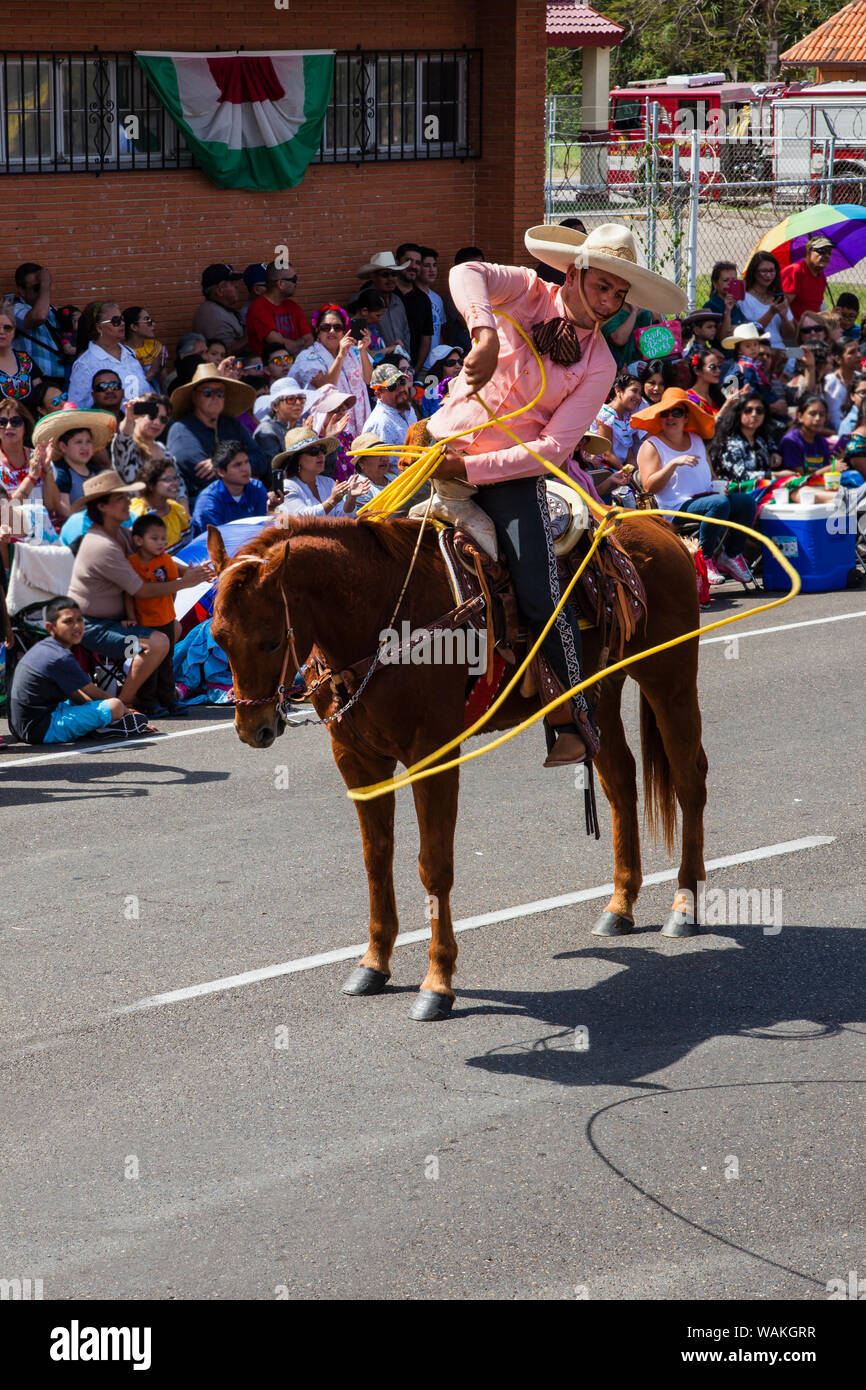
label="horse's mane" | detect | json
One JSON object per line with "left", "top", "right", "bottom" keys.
{"left": 219, "top": 515, "right": 442, "bottom": 598}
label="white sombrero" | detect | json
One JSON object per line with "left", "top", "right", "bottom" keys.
{"left": 524, "top": 223, "right": 688, "bottom": 317}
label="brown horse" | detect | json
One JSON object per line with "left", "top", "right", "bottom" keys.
{"left": 207, "top": 512, "right": 708, "bottom": 1021}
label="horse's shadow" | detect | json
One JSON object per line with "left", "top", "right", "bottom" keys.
{"left": 460, "top": 926, "right": 866, "bottom": 1089}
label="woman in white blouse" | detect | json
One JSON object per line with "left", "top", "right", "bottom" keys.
{"left": 273, "top": 426, "right": 370, "bottom": 518}
{"left": 289, "top": 305, "right": 373, "bottom": 442}
{"left": 739, "top": 253, "right": 796, "bottom": 350}
{"left": 68, "top": 300, "right": 150, "bottom": 408}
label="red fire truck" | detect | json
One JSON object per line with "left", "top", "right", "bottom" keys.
{"left": 606, "top": 72, "right": 866, "bottom": 202}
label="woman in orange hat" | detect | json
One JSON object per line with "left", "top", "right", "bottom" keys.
{"left": 631, "top": 388, "right": 757, "bottom": 586}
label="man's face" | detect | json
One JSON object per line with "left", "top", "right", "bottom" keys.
{"left": 755, "top": 344, "right": 774, "bottom": 372}
{"left": 807, "top": 245, "right": 832, "bottom": 274}
{"left": 562, "top": 266, "right": 630, "bottom": 325}
{"left": 382, "top": 377, "right": 410, "bottom": 409}
{"left": 371, "top": 268, "right": 397, "bottom": 297}
{"left": 46, "top": 607, "right": 84, "bottom": 647}
{"left": 221, "top": 453, "right": 251, "bottom": 489}
{"left": 211, "top": 278, "right": 240, "bottom": 308}
{"left": 838, "top": 305, "right": 858, "bottom": 331}
{"left": 276, "top": 266, "right": 298, "bottom": 300}
{"left": 694, "top": 318, "right": 717, "bottom": 342}
{"left": 419, "top": 255, "right": 438, "bottom": 288}
{"left": 91, "top": 372, "right": 124, "bottom": 411}
{"left": 192, "top": 383, "right": 225, "bottom": 420}
{"left": 398, "top": 249, "right": 422, "bottom": 283}
{"left": 20, "top": 270, "right": 42, "bottom": 306}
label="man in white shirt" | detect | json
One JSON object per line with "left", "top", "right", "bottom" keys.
{"left": 361, "top": 364, "right": 416, "bottom": 467}
{"left": 418, "top": 246, "right": 446, "bottom": 369}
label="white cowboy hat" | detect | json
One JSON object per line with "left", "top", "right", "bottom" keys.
{"left": 356, "top": 250, "right": 411, "bottom": 279}
{"left": 524, "top": 223, "right": 688, "bottom": 317}
{"left": 721, "top": 322, "right": 772, "bottom": 350}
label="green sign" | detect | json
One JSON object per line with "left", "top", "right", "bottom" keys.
{"left": 637, "top": 324, "right": 677, "bottom": 359}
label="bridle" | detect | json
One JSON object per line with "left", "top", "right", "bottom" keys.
{"left": 224, "top": 557, "right": 302, "bottom": 718}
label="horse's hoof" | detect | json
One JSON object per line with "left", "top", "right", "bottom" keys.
{"left": 342, "top": 965, "right": 390, "bottom": 996}
{"left": 591, "top": 910, "right": 635, "bottom": 937}
{"left": 409, "top": 990, "right": 454, "bottom": 1022}
{"left": 660, "top": 911, "right": 700, "bottom": 938}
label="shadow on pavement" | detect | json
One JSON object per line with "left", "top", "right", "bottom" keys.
{"left": 461, "top": 925, "right": 866, "bottom": 1089}
{"left": 0, "top": 759, "right": 230, "bottom": 808}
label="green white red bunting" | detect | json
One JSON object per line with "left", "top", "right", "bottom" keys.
{"left": 135, "top": 50, "right": 334, "bottom": 191}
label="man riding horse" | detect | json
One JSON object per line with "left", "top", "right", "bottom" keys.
{"left": 426, "top": 223, "right": 686, "bottom": 769}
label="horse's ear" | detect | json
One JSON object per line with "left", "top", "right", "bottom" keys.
{"left": 262, "top": 533, "right": 291, "bottom": 582}
{"left": 206, "top": 525, "right": 229, "bottom": 573}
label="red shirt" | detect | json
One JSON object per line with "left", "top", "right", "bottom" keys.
{"left": 780, "top": 260, "right": 826, "bottom": 320}
{"left": 245, "top": 296, "right": 311, "bottom": 355}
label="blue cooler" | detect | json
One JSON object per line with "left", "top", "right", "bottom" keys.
{"left": 759, "top": 498, "right": 856, "bottom": 592}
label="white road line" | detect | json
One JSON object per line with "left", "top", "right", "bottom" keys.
{"left": 118, "top": 835, "right": 834, "bottom": 1016}
{"left": 2, "top": 612, "right": 863, "bottom": 771}
{"left": 700, "top": 608, "right": 866, "bottom": 646}
{"left": 0, "top": 719, "right": 234, "bottom": 770}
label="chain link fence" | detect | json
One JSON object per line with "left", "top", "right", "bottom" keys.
{"left": 545, "top": 96, "right": 866, "bottom": 309}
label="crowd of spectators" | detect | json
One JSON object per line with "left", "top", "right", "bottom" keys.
{"left": 2, "top": 231, "right": 866, "bottom": 744}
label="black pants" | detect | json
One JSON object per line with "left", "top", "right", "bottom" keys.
{"left": 475, "top": 476, "right": 589, "bottom": 718}
{"left": 137, "top": 621, "right": 177, "bottom": 713}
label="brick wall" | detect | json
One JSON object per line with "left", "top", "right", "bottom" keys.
{"left": 2, "top": 0, "right": 547, "bottom": 354}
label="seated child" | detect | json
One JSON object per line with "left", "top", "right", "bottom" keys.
{"left": 125, "top": 513, "right": 190, "bottom": 715}
{"left": 8, "top": 596, "right": 145, "bottom": 744}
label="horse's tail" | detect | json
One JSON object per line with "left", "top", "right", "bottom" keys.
{"left": 639, "top": 693, "right": 677, "bottom": 853}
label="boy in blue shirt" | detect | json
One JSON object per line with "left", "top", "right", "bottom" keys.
{"left": 8, "top": 597, "right": 148, "bottom": 744}
{"left": 191, "top": 440, "right": 270, "bottom": 536}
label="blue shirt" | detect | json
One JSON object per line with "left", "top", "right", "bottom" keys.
{"left": 9, "top": 636, "right": 88, "bottom": 743}
{"left": 13, "top": 298, "right": 66, "bottom": 379}
{"left": 191, "top": 477, "right": 270, "bottom": 535}
{"left": 166, "top": 413, "right": 268, "bottom": 500}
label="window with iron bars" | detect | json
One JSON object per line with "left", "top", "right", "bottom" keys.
{"left": 0, "top": 49, "right": 482, "bottom": 174}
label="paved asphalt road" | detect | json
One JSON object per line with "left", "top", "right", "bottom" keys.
{"left": 1, "top": 584, "right": 865, "bottom": 1303}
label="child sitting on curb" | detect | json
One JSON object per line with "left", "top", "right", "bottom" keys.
{"left": 8, "top": 596, "right": 151, "bottom": 744}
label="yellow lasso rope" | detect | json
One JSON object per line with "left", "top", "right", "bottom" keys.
{"left": 343, "top": 314, "right": 801, "bottom": 802}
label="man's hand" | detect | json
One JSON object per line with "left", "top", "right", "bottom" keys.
{"left": 194, "top": 457, "right": 215, "bottom": 480}
{"left": 218, "top": 357, "right": 243, "bottom": 379}
{"left": 434, "top": 445, "right": 467, "bottom": 480}
{"left": 462, "top": 327, "right": 499, "bottom": 392}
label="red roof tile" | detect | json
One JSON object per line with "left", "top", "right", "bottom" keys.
{"left": 782, "top": 1, "right": 866, "bottom": 65}
{"left": 547, "top": 2, "right": 626, "bottom": 46}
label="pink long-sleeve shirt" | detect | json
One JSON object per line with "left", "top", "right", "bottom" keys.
{"left": 427, "top": 261, "right": 617, "bottom": 487}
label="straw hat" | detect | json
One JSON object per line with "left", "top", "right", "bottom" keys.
{"left": 721, "top": 322, "right": 771, "bottom": 351}
{"left": 356, "top": 250, "right": 411, "bottom": 279}
{"left": 270, "top": 425, "right": 340, "bottom": 472}
{"left": 169, "top": 362, "right": 256, "bottom": 419}
{"left": 32, "top": 403, "right": 117, "bottom": 452}
{"left": 70, "top": 468, "right": 146, "bottom": 513}
{"left": 523, "top": 223, "right": 688, "bottom": 317}
{"left": 629, "top": 387, "right": 715, "bottom": 440}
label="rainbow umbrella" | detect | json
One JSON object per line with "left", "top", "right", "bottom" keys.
{"left": 751, "top": 203, "right": 866, "bottom": 276}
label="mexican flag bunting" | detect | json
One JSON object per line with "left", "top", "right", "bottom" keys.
{"left": 135, "top": 51, "right": 334, "bottom": 191}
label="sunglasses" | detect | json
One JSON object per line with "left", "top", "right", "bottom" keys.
{"left": 243, "top": 363, "right": 264, "bottom": 373}
{"left": 0, "top": 322, "right": 15, "bottom": 333}
{"left": 0, "top": 415, "right": 24, "bottom": 427}
{"left": 93, "top": 380, "right": 122, "bottom": 390}
{"left": 300, "top": 444, "right": 328, "bottom": 456}
{"left": 45, "top": 394, "right": 67, "bottom": 409}
{"left": 269, "top": 354, "right": 291, "bottom": 365}
{"left": 659, "top": 406, "right": 688, "bottom": 419}
{"left": 802, "top": 326, "right": 826, "bottom": 335}
{"left": 199, "top": 387, "right": 225, "bottom": 398}
{"left": 100, "top": 315, "right": 124, "bottom": 327}
{"left": 741, "top": 406, "right": 765, "bottom": 415}
{"left": 704, "top": 363, "right": 721, "bottom": 372}
{"left": 320, "top": 323, "right": 344, "bottom": 332}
